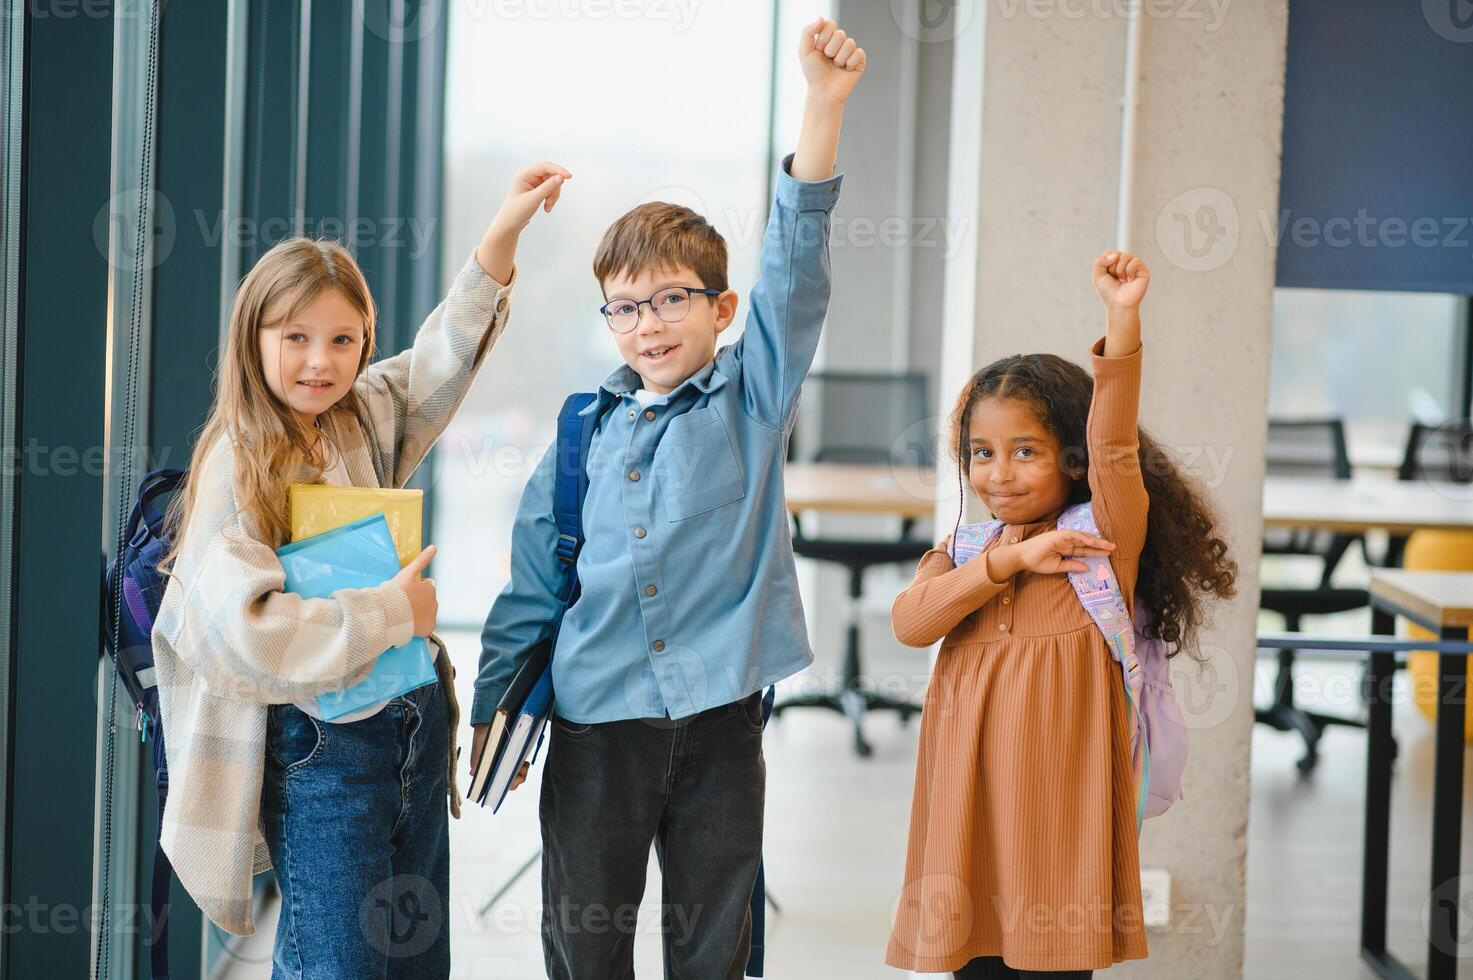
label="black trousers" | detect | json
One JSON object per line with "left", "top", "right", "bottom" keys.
{"left": 955, "top": 956, "right": 1095, "bottom": 980}
{"left": 539, "top": 692, "right": 767, "bottom": 980}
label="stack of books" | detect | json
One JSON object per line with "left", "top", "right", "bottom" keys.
{"left": 276, "top": 511, "right": 436, "bottom": 721}
{"left": 467, "top": 645, "right": 554, "bottom": 812}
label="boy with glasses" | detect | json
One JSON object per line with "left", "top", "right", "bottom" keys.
{"left": 470, "top": 17, "right": 865, "bottom": 979}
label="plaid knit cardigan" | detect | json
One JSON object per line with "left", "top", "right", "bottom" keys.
{"left": 151, "top": 251, "right": 513, "bottom": 935}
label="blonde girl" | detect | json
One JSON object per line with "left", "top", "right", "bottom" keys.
{"left": 152, "top": 163, "right": 570, "bottom": 977}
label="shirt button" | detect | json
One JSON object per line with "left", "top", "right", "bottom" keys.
{"left": 652, "top": 640, "right": 665, "bottom": 652}
{"left": 628, "top": 409, "right": 635, "bottom": 418}
{"left": 645, "top": 585, "right": 657, "bottom": 597}
{"left": 998, "top": 622, "right": 1010, "bottom": 633}
{"left": 1001, "top": 596, "right": 1011, "bottom": 605}
{"left": 634, "top": 527, "right": 647, "bottom": 539}
{"left": 644, "top": 410, "right": 656, "bottom": 421}
{"left": 1009, "top": 536, "right": 1019, "bottom": 544}
{"left": 629, "top": 470, "right": 640, "bottom": 482}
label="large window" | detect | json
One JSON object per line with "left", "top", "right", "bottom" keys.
{"left": 434, "top": 1, "right": 820, "bottom": 626}
{"left": 1269, "top": 287, "right": 1469, "bottom": 466}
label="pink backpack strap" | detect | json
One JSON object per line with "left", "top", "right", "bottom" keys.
{"left": 947, "top": 520, "right": 1006, "bottom": 565}
{"left": 1058, "top": 502, "right": 1150, "bottom": 835}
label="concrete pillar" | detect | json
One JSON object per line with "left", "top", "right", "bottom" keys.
{"left": 931, "top": 2, "right": 1287, "bottom": 977}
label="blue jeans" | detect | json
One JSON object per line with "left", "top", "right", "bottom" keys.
{"left": 262, "top": 680, "right": 450, "bottom": 979}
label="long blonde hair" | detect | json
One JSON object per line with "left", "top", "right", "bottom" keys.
{"left": 159, "top": 238, "right": 377, "bottom": 575}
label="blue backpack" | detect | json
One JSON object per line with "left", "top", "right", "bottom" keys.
{"left": 100, "top": 467, "right": 186, "bottom": 980}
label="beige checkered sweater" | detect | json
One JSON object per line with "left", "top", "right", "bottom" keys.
{"left": 152, "top": 251, "right": 513, "bottom": 935}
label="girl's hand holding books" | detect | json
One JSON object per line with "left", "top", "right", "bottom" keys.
{"left": 391, "top": 544, "right": 439, "bottom": 637}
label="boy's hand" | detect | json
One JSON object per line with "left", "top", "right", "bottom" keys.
{"left": 1092, "top": 249, "right": 1150, "bottom": 312}
{"left": 476, "top": 162, "right": 572, "bottom": 282}
{"left": 799, "top": 17, "right": 866, "bottom": 104}
{"left": 790, "top": 19, "right": 864, "bottom": 181}
{"left": 469, "top": 722, "right": 490, "bottom": 779}
{"left": 467, "top": 722, "right": 531, "bottom": 790}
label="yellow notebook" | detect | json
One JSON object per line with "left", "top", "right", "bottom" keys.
{"left": 288, "top": 484, "right": 424, "bottom": 568}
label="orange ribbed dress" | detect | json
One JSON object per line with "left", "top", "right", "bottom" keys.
{"left": 884, "top": 339, "right": 1151, "bottom": 975}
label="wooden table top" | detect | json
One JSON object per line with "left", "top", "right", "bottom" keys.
{"left": 1262, "top": 475, "right": 1473, "bottom": 535}
{"left": 1369, "top": 570, "right": 1473, "bottom": 630}
{"left": 784, "top": 463, "right": 939, "bottom": 518}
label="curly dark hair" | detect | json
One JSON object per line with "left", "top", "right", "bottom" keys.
{"left": 949, "top": 352, "right": 1238, "bottom": 660}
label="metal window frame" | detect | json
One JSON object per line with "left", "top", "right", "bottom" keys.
{"left": 0, "top": 2, "right": 22, "bottom": 969}
{"left": 93, "top": 3, "right": 166, "bottom": 977}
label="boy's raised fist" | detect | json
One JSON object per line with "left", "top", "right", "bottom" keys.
{"left": 800, "top": 17, "right": 866, "bottom": 102}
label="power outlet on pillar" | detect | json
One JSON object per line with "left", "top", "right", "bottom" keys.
{"left": 1139, "top": 869, "right": 1171, "bottom": 928}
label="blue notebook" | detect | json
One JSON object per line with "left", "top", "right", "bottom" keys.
{"left": 484, "top": 666, "right": 554, "bottom": 813}
{"left": 276, "top": 513, "right": 436, "bottom": 721}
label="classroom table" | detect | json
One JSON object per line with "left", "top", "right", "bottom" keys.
{"left": 783, "top": 462, "right": 937, "bottom": 519}
{"left": 1263, "top": 474, "right": 1473, "bottom": 535}
{"left": 1362, "top": 571, "right": 1473, "bottom": 980}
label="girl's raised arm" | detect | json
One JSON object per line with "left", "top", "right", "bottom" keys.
{"left": 1086, "top": 250, "right": 1150, "bottom": 561}
{"left": 357, "top": 162, "right": 571, "bottom": 486}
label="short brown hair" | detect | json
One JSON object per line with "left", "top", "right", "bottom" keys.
{"left": 593, "top": 202, "right": 728, "bottom": 293}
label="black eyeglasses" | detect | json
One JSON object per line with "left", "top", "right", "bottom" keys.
{"left": 599, "top": 285, "right": 721, "bottom": 334}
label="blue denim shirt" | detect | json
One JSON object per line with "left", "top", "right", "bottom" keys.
{"left": 471, "top": 156, "right": 843, "bottom": 725}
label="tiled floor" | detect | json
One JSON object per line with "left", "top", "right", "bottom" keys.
{"left": 220, "top": 633, "right": 1473, "bottom": 979}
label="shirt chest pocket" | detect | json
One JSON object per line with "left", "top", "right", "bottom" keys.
{"left": 653, "top": 406, "right": 745, "bottom": 522}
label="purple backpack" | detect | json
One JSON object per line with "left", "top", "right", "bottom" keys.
{"left": 948, "top": 501, "right": 1187, "bottom": 831}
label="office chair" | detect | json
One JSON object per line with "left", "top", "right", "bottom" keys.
{"left": 776, "top": 371, "right": 933, "bottom": 757}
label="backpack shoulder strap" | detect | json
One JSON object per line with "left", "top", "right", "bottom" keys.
{"left": 947, "top": 519, "right": 1007, "bottom": 564}
{"left": 1057, "top": 502, "right": 1137, "bottom": 649}
{"left": 128, "top": 467, "right": 187, "bottom": 544}
{"left": 551, "top": 393, "right": 598, "bottom": 600}
{"left": 1058, "top": 500, "right": 1149, "bottom": 833}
